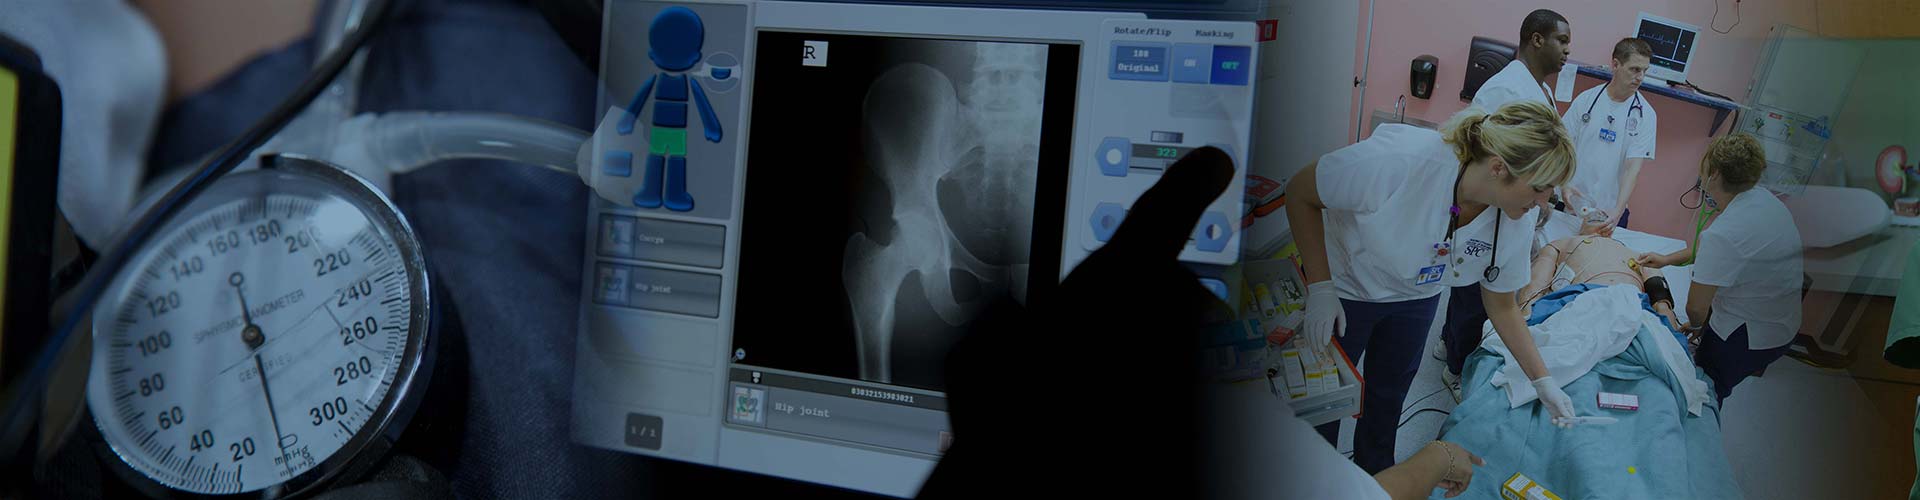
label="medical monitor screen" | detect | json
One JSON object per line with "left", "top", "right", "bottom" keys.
{"left": 1637, "top": 18, "right": 1696, "bottom": 75}
{"left": 732, "top": 31, "right": 1077, "bottom": 393}
{"left": 574, "top": 3, "right": 1255, "bottom": 496}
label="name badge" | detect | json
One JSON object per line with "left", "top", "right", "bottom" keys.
{"left": 1599, "top": 128, "right": 1617, "bottom": 143}
{"left": 1417, "top": 264, "right": 1446, "bottom": 285}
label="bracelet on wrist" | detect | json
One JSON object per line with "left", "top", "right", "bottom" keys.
{"left": 1427, "top": 441, "right": 1459, "bottom": 482}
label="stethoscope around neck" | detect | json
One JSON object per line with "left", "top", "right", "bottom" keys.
{"left": 1446, "top": 168, "right": 1504, "bottom": 283}
{"left": 1579, "top": 91, "right": 1645, "bottom": 134}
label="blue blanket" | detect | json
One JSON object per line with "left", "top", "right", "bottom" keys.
{"left": 1529, "top": 284, "right": 1688, "bottom": 351}
{"left": 1434, "top": 288, "right": 1738, "bottom": 499}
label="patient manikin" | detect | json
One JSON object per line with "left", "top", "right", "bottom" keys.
{"left": 1519, "top": 210, "right": 1684, "bottom": 331}
{"left": 841, "top": 44, "right": 1047, "bottom": 383}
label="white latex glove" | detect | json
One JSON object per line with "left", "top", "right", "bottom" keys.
{"left": 2, "top": 0, "right": 167, "bottom": 249}
{"left": 1531, "top": 376, "right": 1578, "bottom": 428}
{"left": 1303, "top": 281, "right": 1345, "bottom": 359}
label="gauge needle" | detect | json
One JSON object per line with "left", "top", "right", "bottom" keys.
{"left": 232, "top": 272, "right": 293, "bottom": 478}
{"left": 250, "top": 353, "right": 293, "bottom": 478}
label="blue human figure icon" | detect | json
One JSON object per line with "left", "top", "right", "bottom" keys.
{"left": 617, "top": 6, "right": 723, "bottom": 212}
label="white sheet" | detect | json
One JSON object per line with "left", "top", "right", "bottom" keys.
{"left": 1481, "top": 284, "right": 1714, "bottom": 416}
{"left": 1485, "top": 212, "right": 1715, "bottom": 415}
{"left": 1483, "top": 285, "right": 1642, "bottom": 406}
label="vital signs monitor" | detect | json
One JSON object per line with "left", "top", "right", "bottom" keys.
{"left": 571, "top": 1, "right": 1258, "bottom": 496}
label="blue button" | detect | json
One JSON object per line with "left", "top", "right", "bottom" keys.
{"left": 1097, "top": 137, "right": 1131, "bottom": 177}
{"left": 1091, "top": 203, "right": 1127, "bottom": 242}
{"left": 1110, "top": 42, "right": 1170, "bottom": 82}
{"left": 1210, "top": 45, "right": 1252, "bottom": 86}
{"left": 654, "top": 101, "right": 688, "bottom": 127}
{"left": 1199, "top": 278, "right": 1230, "bottom": 301}
{"left": 604, "top": 150, "right": 634, "bottom": 177}
{"left": 1192, "top": 211, "right": 1233, "bottom": 252}
{"left": 705, "top": 52, "right": 741, "bottom": 92}
{"left": 1171, "top": 43, "right": 1212, "bottom": 84}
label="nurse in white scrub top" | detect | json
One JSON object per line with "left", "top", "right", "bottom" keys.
{"left": 1441, "top": 8, "right": 1570, "bottom": 385}
{"left": 1285, "top": 101, "right": 1580, "bottom": 474}
{"left": 1469, "top": 9, "right": 1570, "bottom": 113}
{"left": 1636, "top": 133, "right": 1803, "bottom": 403}
{"left": 1560, "top": 38, "right": 1660, "bottom": 234}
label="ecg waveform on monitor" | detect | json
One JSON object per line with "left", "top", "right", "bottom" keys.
{"left": 1637, "top": 26, "right": 1686, "bottom": 60}
{"left": 1641, "top": 33, "right": 1681, "bottom": 45}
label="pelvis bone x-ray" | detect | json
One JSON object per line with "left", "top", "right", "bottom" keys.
{"left": 734, "top": 34, "right": 1059, "bottom": 390}
{"left": 844, "top": 43, "right": 1046, "bottom": 384}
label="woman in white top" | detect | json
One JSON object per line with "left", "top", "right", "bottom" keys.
{"left": 1636, "top": 133, "right": 1803, "bottom": 403}
{"left": 1285, "top": 101, "right": 1579, "bottom": 473}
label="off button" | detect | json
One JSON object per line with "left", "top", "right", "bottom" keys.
{"left": 1210, "top": 45, "right": 1252, "bottom": 86}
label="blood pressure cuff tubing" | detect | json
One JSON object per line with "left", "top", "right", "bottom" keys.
{"left": 1643, "top": 276, "right": 1673, "bottom": 307}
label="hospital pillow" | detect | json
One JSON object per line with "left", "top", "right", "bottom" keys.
{"left": 1782, "top": 185, "right": 1890, "bottom": 248}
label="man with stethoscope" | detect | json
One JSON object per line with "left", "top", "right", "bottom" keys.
{"left": 1560, "top": 38, "right": 1659, "bottom": 235}
{"left": 1287, "top": 101, "right": 1587, "bottom": 475}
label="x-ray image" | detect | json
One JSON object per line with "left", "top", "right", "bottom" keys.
{"left": 733, "top": 33, "right": 1076, "bottom": 391}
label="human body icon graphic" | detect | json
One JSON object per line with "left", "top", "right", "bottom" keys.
{"left": 618, "top": 6, "right": 723, "bottom": 211}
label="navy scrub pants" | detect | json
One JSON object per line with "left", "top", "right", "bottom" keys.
{"left": 1441, "top": 285, "right": 1488, "bottom": 376}
{"left": 1314, "top": 295, "right": 1442, "bottom": 474}
{"left": 1696, "top": 322, "right": 1790, "bottom": 404}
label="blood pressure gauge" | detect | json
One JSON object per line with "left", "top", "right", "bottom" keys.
{"left": 84, "top": 155, "right": 434, "bottom": 497}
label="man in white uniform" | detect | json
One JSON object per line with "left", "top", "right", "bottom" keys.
{"left": 1561, "top": 38, "right": 1658, "bottom": 234}
{"left": 1469, "top": 9, "right": 1570, "bottom": 113}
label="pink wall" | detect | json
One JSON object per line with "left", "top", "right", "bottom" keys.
{"left": 1349, "top": 0, "right": 1818, "bottom": 240}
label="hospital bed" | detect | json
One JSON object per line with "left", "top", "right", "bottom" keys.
{"left": 1432, "top": 211, "right": 1744, "bottom": 499}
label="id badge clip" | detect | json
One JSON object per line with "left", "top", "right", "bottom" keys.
{"left": 1418, "top": 241, "right": 1451, "bottom": 285}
